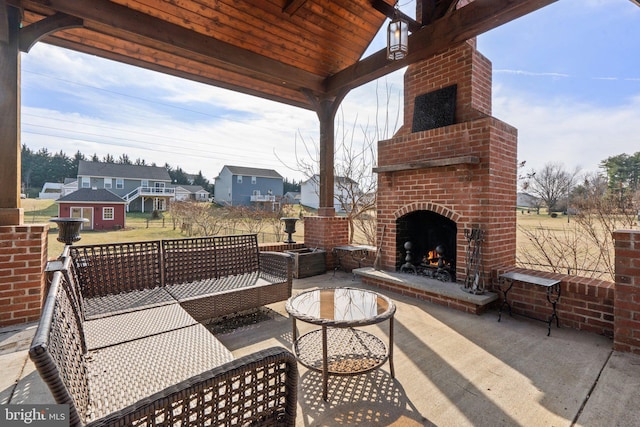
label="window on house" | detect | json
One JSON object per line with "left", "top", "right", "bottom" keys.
{"left": 103, "top": 207, "right": 114, "bottom": 220}
{"left": 237, "top": 176, "right": 243, "bottom": 184}
{"left": 104, "top": 178, "right": 112, "bottom": 189}
{"left": 81, "top": 177, "right": 90, "bottom": 188}
{"left": 142, "top": 180, "right": 149, "bottom": 189}
{"left": 251, "top": 176, "right": 257, "bottom": 184}
{"left": 116, "top": 179, "right": 124, "bottom": 189}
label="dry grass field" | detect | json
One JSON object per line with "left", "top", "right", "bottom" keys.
{"left": 22, "top": 199, "right": 306, "bottom": 258}
{"left": 23, "top": 199, "right": 624, "bottom": 281}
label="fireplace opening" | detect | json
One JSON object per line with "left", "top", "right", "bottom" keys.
{"left": 396, "top": 211, "right": 457, "bottom": 282}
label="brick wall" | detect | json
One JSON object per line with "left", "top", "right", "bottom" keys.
{"left": 0, "top": 225, "right": 49, "bottom": 326}
{"left": 377, "top": 42, "right": 517, "bottom": 282}
{"left": 258, "top": 242, "right": 305, "bottom": 252}
{"left": 493, "top": 267, "right": 615, "bottom": 337}
{"left": 613, "top": 230, "right": 640, "bottom": 353}
{"left": 302, "top": 216, "right": 349, "bottom": 269}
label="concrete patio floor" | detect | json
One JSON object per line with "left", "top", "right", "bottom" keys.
{"left": 2, "top": 271, "right": 640, "bottom": 426}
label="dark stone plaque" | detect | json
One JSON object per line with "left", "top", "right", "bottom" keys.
{"left": 411, "top": 84, "right": 457, "bottom": 132}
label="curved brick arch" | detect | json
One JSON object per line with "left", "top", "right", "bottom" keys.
{"left": 392, "top": 202, "right": 463, "bottom": 224}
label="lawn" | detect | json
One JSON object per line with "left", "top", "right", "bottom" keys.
{"left": 22, "top": 199, "right": 304, "bottom": 258}
{"left": 24, "top": 198, "right": 617, "bottom": 279}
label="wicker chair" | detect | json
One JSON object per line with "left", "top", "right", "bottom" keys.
{"left": 30, "top": 270, "right": 298, "bottom": 427}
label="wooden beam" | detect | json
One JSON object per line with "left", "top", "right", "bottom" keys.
{"left": 372, "top": 156, "right": 479, "bottom": 173}
{"left": 0, "top": 0, "right": 9, "bottom": 43}
{"left": 370, "top": 0, "right": 423, "bottom": 33}
{"left": 42, "top": 35, "right": 314, "bottom": 110}
{"left": 0, "top": 4, "right": 22, "bottom": 224}
{"left": 283, "top": 0, "right": 307, "bottom": 16}
{"left": 326, "top": 0, "right": 558, "bottom": 95}
{"left": 19, "top": 12, "right": 83, "bottom": 52}
{"left": 25, "top": 0, "right": 324, "bottom": 92}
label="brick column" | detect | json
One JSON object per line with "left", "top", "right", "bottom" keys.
{"left": 0, "top": 225, "right": 49, "bottom": 326}
{"left": 613, "top": 230, "right": 640, "bottom": 354}
{"left": 303, "top": 216, "right": 349, "bottom": 270}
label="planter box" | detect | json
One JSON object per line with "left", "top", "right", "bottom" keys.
{"left": 286, "top": 248, "right": 326, "bottom": 279}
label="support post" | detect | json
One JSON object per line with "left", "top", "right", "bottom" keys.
{"left": 303, "top": 89, "right": 349, "bottom": 217}
{"left": 0, "top": 4, "right": 23, "bottom": 226}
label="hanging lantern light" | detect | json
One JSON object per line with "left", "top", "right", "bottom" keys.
{"left": 387, "top": 13, "right": 408, "bottom": 61}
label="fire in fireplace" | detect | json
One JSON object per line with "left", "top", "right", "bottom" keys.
{"left": 396, "top": 211, "right": 457, "bottom": 282}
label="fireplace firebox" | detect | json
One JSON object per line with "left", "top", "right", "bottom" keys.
{"left": 396, "top": 211, "right": 456, "bottom": 281}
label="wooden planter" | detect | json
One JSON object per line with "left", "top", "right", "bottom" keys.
{"left": 286, "top": 248, "right": 326, "bottom": 279}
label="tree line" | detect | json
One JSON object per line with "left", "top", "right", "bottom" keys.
{"left": 521, "top": 151, "right": 640, "bottom": 214}
{"left": 20, "top": 145, "right": 301, "bottom": 196}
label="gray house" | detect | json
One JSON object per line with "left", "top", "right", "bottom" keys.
{"left": 174, "top": 185, "right": 210, "bottom": 202}
{"left": 214, "top": 165, "right": 283, "bottom": 208}
{"left": 77, "top": 160, "right": 173, "bottom": 212}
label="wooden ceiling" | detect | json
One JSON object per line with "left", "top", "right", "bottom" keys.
{"left": 6, "top": 0, "right": 556, "bottom": 111}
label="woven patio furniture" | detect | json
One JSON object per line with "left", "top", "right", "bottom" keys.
{"left": 162, "top": 234, "right": 293, "bottom": 320}
{"left": 285, "top": 287, "right": 396, "bottom": 401}
{"left": 65, "top": 234, "right": 293, "bottom": 322}
{"left": 30, "top": 270, "right": 298, "bottom": 427}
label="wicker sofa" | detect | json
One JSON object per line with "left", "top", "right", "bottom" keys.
{"left": 29, "top": 234, "right": 297, "bottom": 426}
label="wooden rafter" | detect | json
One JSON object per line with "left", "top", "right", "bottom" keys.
{"left": 325, "top": 0, "right": 558, "bottom": 95}
{"left": 18, "top": 12, "right": 82, "bottom": 52}
{"left": 370, "top": 0, "right": 422, "bottom": 33}
{"left": 23, "top": 0, "right": 324, "bottom": 92}
{"left": 283, "top": 0, "right": 308, "bottom": 16}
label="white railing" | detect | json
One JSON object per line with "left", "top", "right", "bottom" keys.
{"left": 123, "top": 186, "right": 175, "bottom": 202}
{"left": 250, "top": 194, "right": 276, "bottom": 202}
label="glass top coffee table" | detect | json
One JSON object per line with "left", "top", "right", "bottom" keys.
{"left": 285, "top": 287, "right": 396, "bottom": 400}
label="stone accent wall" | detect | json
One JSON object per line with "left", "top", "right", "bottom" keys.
{"left": 613, "top": 230, "right": 640, "bottom": 353}
{"left": 0, "top": 224, "right": 49, "bottom": 326}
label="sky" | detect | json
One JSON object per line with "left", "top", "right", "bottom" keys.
{"left": 18, "top": 0, "right": 640, "bottom": 184}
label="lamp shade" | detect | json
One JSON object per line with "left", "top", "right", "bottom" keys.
{"left": 387, "top": 17, "right": 408, "bottom": 61}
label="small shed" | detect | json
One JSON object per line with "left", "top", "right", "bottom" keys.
{"left": 56, "top": 188, "right": 126, "bottom": 231}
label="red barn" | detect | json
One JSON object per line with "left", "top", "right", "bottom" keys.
{"left": 56, "top": 188, "right": 126, "bottom": 231}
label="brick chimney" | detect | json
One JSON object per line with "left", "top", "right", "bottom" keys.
{"left": 375, "top": 40, "right": 518, "bottom": 283}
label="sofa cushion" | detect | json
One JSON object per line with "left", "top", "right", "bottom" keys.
{"left": 83, "top": 287, "right": 176, "bottom": 319}
{"left": 84, "top": 303, "right": 198, "bottom": 350}
{"left": 87, "top": 324, "right": 234, "bottom": 421}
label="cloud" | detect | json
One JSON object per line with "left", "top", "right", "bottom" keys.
{"left": 495, "top": 69, "right": 570, "bottom": 79}
{"left": 493, "top": 86, "right": 640, "bottom": 175}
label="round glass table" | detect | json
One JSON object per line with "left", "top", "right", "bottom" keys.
{"left": 285, "top": 287, "right": 396, "bottom": 400}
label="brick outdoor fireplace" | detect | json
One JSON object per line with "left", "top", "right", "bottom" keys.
{"left": 373, "top": 40, "right": 518, "bottom": 288}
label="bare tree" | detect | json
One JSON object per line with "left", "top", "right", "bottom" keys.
{"left": 169, "top": 201, "right": 225, "bottom": 236}
{"left": 518, "top": 172, "right": 638, "bottom": 281}
{"left": 277, "top": 80, "right": 400, "bottom": 244}
{"left": 523, "top": 162, "right": 581, "bottom": 213}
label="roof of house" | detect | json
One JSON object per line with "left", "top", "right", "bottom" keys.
{"left": 63, "top": 178, "right": 77, "bottom": 185}
{"left": 77, "top": 160, "right": 171, "bottom": 181}
{"left": 221, "top": 166, "right": 283, "bottom": 179}
{"left": 56, "top": 188, "right": 126, "bottom": 204}
{"left": 174, "top": 185, "right": 209, "bottom": 194}
{"left": 303, "top": 174, "right": 357, "bottom": 185}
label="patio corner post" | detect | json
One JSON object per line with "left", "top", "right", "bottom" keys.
{"left": 302, "top": 90, "right": 350, "bottom": 270}
{"left": 613, "top": 229, "right": 640, "bottom": 355}
{"left": 0, "top": 3, "right": 23, "bottom": 226}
